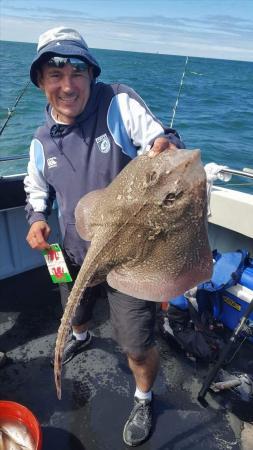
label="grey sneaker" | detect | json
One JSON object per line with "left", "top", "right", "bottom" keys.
{"left": 123, "top": 397, "right": 153, "bottom": 447}
{"left": 51, "top": 331, "right": 92, "bottom": 366}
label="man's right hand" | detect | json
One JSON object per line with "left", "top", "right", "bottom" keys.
{"left": 26, "top": 221, "right": 51, "bottom": 250}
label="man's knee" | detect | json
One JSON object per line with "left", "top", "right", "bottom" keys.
{"left": 127, "top": 347, "right": 155, "bottom": 365}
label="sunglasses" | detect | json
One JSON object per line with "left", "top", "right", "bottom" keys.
{"left": 46, "top": 56, "right": 89, "bottom": 72}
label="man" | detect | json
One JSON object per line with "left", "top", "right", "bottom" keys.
{"left": 24, "top": 26, "right": 184, "bottom": 447}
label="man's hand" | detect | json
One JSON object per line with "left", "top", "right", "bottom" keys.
{"left": 148, "top": 136, "right": 177, "bottom": 158}
{"left": 26, "top": 221, "right": 51, "bottom": 250}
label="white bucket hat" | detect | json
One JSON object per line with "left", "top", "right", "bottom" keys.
{"left": 30, "top": 26, "right": 101, "bottom": 86}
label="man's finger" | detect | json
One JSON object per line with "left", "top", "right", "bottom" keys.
{"left": 27, "top": 229, "right": 51, "bottom": 250}
{"left": 149, "top": 141, "right": 178, "bottom": 158}
{"left": 166, "top": 142, "right": 177, "bottom": 150}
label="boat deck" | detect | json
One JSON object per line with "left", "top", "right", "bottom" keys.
{"left": 0, "top": 267, "right": 252, "bottom": 450}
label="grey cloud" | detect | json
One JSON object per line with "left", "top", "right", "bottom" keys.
{"left": 2, "top": 4, "right": 94, "bottom": 19}
{"left": 2, "top": 3, "right": 253, "bottom": 36}
{"left": 117, "top": 14, "right": 253, "bottom": 33}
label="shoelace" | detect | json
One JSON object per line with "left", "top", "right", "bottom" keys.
{"left": 130, "top": 402, "right": 151, "bottom": 426}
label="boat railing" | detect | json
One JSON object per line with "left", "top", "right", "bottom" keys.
{"left": 220, "top": 167, "right": 253, "bottom": 180}
{"left": 0, "top": 154, "right": 28, "bottom": 162}
{"left": 0, "top": 155, "right": 29, "bottom": 181}
{"left": 0, "top": 155, "right": 253, "bottom": 182}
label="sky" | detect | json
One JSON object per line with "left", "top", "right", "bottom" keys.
{"left": 1, "top": 0, "right": 253, "bottom": 62}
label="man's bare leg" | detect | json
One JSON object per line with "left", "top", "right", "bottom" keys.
{"left": 127, "top": 346, "right": 159, "bottom": 393}
{"left": 123, "top": 346, "right": 159, "bottom": 446}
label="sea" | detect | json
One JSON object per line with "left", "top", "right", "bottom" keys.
{"left": 0, "top": 40, "right": 252, "bottom": 193}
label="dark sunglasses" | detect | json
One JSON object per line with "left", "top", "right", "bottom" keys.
{"left": 46, "top": 56, "right": 89, "bottom": 72}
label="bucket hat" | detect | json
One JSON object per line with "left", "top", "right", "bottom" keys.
{"left": 30, "top": 26, "right": 101, "bottom": 86}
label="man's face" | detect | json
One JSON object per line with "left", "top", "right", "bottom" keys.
{"left": 38, "top": 59, "right": 93, "bottom": 124}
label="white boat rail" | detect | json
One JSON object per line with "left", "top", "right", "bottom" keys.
{"left": 220, "top": 167, "right": 253, "bottom": 179}
{"left": 0, "top": 155, "right": 252, "bottom": 181}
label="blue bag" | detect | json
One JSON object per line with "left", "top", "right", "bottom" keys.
{"left": 197, "top": 249, "right": 249, "bottom": 319}
{"left": 162, "top": 250, "right": 250, "bottom": 361}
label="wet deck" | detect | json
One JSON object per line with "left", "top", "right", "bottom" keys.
{"left": 0, "top": 267, "right": 252, "bottom": 450}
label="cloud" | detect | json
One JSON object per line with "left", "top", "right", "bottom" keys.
{"left": 1, "top": 9, "right": 253, "bottom": 62}
{"left": 2, "top": 7, "right": 94, "bottom": 21}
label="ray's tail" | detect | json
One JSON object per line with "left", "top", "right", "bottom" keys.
{"left": 54, "top": 261, "right": 95, "bottom": 399}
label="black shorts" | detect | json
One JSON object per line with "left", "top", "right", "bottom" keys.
{"left": 60, "top": 254, "right": 156, "bottom": 354}
{"left": 107, "top": 287, "right": 157, "bottom": 355}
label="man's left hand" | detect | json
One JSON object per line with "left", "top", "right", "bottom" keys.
{"left": 148, "top": 136, "right": 177, "bottom": 158}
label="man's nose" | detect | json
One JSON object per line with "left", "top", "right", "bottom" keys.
{"left": 61, "top": 76, "right": 75, "bottom": 91}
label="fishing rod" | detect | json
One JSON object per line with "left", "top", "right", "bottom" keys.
{"left": 170, "top": 57, "right": 204, "bottom": 128}
{"left": 0, "top": 81, "right": 30, "bottom": 136}
{"left": 198, "top": 297, "right": 253, "bottom": 405}
{"left": 170, "top": 56, "right": 189, "bottom": 128}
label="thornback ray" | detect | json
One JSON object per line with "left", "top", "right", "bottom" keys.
{"left": 54, "top": 148, "right": 213, "bottom": 398}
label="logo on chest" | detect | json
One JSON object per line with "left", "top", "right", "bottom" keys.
{"left": 95, "top": 134, "right": 111, "bottom": 153}
{"left": 47, "top": 157, "right": 58, "bottom": 168}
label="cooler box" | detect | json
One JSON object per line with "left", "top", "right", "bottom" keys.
{"left": 215, "top": 264, "right": 253, "bottom": 339}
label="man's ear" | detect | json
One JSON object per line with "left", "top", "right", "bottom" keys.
{"left": 88, "top": 66, "right": 94, "bottom": 81}
{"left": 37, "top": 70, "right": 45, "bottom": 90}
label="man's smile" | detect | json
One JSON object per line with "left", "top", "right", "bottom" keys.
{"left": 59, "top": 95, "right": 78, "bottom": 103}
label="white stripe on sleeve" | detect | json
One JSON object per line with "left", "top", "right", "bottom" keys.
{"left": 24, "top": 139, "right": 49, "bottom": 212}
{"left": 116, "top": 92, "right": 164, "bottom": 153}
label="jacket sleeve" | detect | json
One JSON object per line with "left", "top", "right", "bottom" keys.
{"left": 24, "top": 138, "right": 55, "bottom": 225}
{"left": 108, "top": 84, "right": 184, "bottom": 156}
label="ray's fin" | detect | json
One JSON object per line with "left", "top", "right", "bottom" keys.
{"left": 75, "top": 189, "right": 105, "bottom": 240}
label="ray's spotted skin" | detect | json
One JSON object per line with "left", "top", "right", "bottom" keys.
{"left": 54, "top": 148, "right": 213, "bottom": 399}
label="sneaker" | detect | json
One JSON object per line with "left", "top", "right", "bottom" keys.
{"left": 51, "top": 331, "right": 92, "bottom": 366}
{"left": 123, "top": 397, "right": 153, "bottom": 447}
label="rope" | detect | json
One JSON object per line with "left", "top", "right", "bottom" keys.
{"left": 0, "top": 81, "right": 30, "bottom": 136}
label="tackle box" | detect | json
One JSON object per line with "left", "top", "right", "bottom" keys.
{"left": 215, "top": 264, "right": 253, "bottom": 337}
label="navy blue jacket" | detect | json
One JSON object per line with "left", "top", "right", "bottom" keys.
{"left": 24, "top": 82, "right": 184, "bottom": 265}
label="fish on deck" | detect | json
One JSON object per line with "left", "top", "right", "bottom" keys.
{"left": 0, "top": 419, "right": 35, "bottom": 449}
{"left": 54, "top": 148, "right": 213, "bottom": 399}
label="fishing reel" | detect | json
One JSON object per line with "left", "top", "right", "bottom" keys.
{"left": 238, "top": 318, "right": 253, "bottom": 338}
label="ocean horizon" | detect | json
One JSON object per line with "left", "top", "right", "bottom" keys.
{"left": 2, "top": 38, "right": 253, "bottom": 64}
